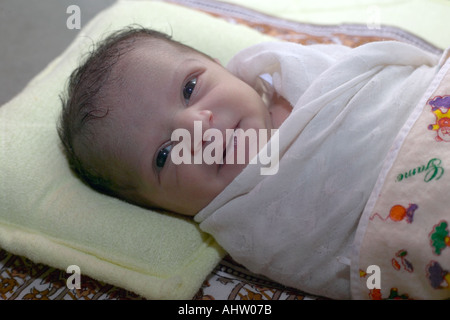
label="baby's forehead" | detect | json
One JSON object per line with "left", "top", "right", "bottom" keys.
{"left": 128, "top": 37, "right": 208, "bottom": 66}
{"left": 108, "top": 40, "right": 167, "bottom": 83}
{"left": 115, "top": 38, "right": 207, "bottom": 87}
{"left": 106, "top": 39, "right": 188, "bottom": 112}
{"left": 130, "top": 37, "right": 189, "bottom": 59}
{"left": 121, "top": 38, "right": 171, "bottom": 63}
{"left": 113, "top": 39, "right": 185, "bottom": 79}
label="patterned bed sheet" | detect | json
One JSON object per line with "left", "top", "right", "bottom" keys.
{"left": 0, "top": 0, "right": 441, "bottom": 300}
{"left": 0, "top": 250, "right": 319, "bottom": 300}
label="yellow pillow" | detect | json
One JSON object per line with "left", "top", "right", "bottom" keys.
{"left": 0, "top": 0, "right": 275, "bottom": 299}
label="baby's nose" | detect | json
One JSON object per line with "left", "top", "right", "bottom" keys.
{"left": 198, "top": 110, "right": 213, "bottom": 130}
{"left": 176, "top": 109, "right": 213, "bottom": 132}
{"left": 176, "top": 109, "right": 214, "bottom": 157}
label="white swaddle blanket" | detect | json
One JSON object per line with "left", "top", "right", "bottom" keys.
{"left": 194, "top": 41, "right": 439, "bottom": 299}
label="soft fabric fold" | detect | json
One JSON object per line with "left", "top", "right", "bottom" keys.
{"left": 195, "top": 41, "right": 440, "bottom": 299}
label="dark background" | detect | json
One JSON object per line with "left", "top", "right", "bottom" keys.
{"left": 0, "top": 0, "right": 116, "bottom": 105}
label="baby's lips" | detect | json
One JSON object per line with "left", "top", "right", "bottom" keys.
{"left": 201, "top": 129, "right": 218, "bottom": 151}
{"left": 223, "top": 127, "right": 243, "bottom": 164}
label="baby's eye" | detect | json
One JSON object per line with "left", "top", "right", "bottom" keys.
{"left": 183, "top": 78, "right": 197, "bottom": 105}
{"left": 155, "top": 144, "right": 173, "bottom": 171}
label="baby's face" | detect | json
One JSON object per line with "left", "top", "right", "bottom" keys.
{"left": 110, "top": 40, "right": 273, "bottom": 216}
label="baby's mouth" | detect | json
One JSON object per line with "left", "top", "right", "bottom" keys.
{"left": 222, "top": 136, "right": 233, "bottom": 164}
{"left": 222, "top": 125, "right": 239, "bottom": 165}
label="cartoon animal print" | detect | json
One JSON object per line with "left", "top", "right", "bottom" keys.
{"left": 429, "top": 220, "right": 450, "bottom": 255}
{"left": 368, "top": 288, "right": 411, "bottom": 300}
{"left": 370, "top": 204, "right": 418, "bottom": 223}
{"left": 426, "top": 261, "right": 450, "bottom": 289}
{"left": 391, "top": 249, "right": 413, "bottom": 272}
{"left": 428, "top": 95, "right": 450, "bottom": 142}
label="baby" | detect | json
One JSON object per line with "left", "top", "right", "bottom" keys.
{"left": 58, "top": 26, "right": 291, "bottom": 216}
{"left": 60, "top": 26, "right": 442, "bottom": 299}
